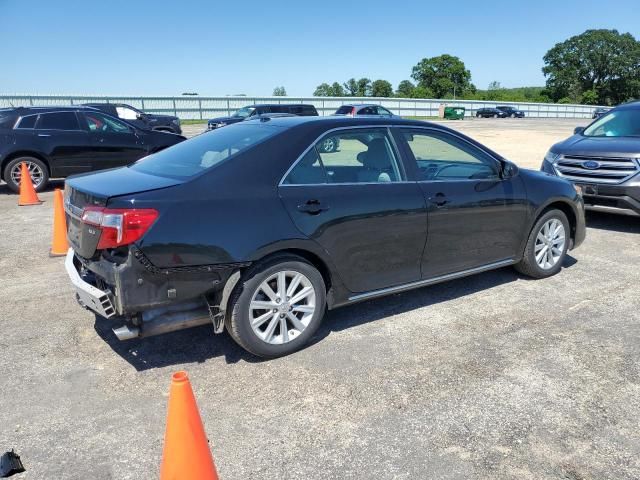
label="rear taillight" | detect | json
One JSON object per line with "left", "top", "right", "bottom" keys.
{"left": 81, "top": 207, "right": 158, "bottom": 249}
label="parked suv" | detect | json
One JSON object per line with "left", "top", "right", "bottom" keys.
{"left": 541, "top": 101, "right": 640, "bottom": 216}
{"left": 83, "top": 103, "right": 182, "bottom": 134}
{"left": 476, "top": 107, "right": 508, "bottom": 118}
{"left": 0, "top": 106, "right": 185, "bottom": 192}
{"left": 64, "top": 116, "right": 585, "bottom": 358}
{"left": 207, "top": 104, "right": 318, "bottom": 130}
{"left": 497, "top": 106, "right": 525, "bottom": 118}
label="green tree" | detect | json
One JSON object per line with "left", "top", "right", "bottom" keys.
{"left": 313, "top": 82, "right": 346, "bottom": 96}
{"left": 272, "top": 86, "right": 287, "bottom": 96}
{"left": 343, "top": 78, "right": 372, "bottom": 96}
{"left": 542, "top": 29, "right": 640, "bottom": 105}
{"left": 411, "top": 54, "right": 474, "bottom": 98}
{"left": 411, "top": 85, "right": 434, "bottom": 99}
{"left": 371, "top": 79, "right": 393, "bottom": 97}
{"left": 395, "top": 80, "right": 415, "bottom": 98}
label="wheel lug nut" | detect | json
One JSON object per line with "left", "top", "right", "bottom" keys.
{"left": 276, "top": 298, "right": 281, "bottom": 303}
{"left": 273, "top": 309, "right": 277, "bottom": 313}
{"left": 280, "top": 313, "right": 285, "bottom": 318}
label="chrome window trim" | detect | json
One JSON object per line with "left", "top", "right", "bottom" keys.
{"left": 278, "top": 124, "right": 405, "bottom": 187}
{"left": 17, "top": 110, "right": 85, "bottom": 132}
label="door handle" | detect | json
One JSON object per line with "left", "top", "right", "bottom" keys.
{"left": 37, "top": 134, "right": 51, "bottom": 137}
{"left": 297, "top": 199, "right": 329, "bottom": 215}
{"left": 429, "top": 193, "right": 449, "bottom": 207}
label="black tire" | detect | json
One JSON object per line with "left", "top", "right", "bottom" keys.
{"left": 318, "top": 137, "right": 337, "bottom": 153}
{"left": 3, "top": 156, "right": 49, "bottom": 193}
{"left": 225, "top": 254, "right": 327, "bottom": 358}
{"left": 515, "top": 209, "right": 570, "bottom": 279}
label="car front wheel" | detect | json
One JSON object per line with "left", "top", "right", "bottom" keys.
{"left": 4, "top": 157, "right": 49, "bottom": 193}
{"left": 226, "top": 255, "right": 326, "bottom": 358}
{"left": 515, "top": 209, "right": 569, "bottom": 279}
{"left": 318, "top": 137, "right": 338, "bottom": 153}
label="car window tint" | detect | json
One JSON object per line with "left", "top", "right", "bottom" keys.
{"left": 16, "top": 115, "right": 37, "bottom": 129}
{"left": 131, "top": 123, "right": 280, "bottom": 179}
{"left": 335, "top": 106, "right": 353, "bottom": 115}
{"left": 376, "top": 106, "right": 391, "bottom": 115}
{"left": 83, "top": 112, "right": 131, "bottom": 133}
{"left": 283, "top": 148, "right": 327, "bottom": 184}
{"left": 316, "top": 128, "right": 402, "bottom": 183}
{"left": 402, "top": 130, "right": 499, "bottom": 181}
{"left": 302, "top": 106, "right": 317, "bottom": 116}
{"left": 357, "top": 107, "right": 376, "bottom": 115}
{"left": 37, "top": 112, "right": 80, "bottom": 130}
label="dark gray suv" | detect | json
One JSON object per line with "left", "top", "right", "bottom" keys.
{"left": 541, "top": 101, "right": 640, "bottom": 216}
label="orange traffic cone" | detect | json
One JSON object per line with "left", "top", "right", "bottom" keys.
{"left": 50, "top": 189, "right": 69, "bottom": 257}
{"left": 18, "top": 162, "right": 42, "bottom": 206}
{"left": 160, "top": 371, "right": 219, "bottom": 480}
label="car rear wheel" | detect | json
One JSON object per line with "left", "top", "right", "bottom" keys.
{"left": 4, "top": 157, "right": 49, "bottom": 193}
{"left": 226, "top": 255, "right": 326, "bottom": 358}
{"left": 515, "top": 209, "right": 569, "bottom": 279}
{"left": 318, "top": 137, "right": 337, "bottom": 153}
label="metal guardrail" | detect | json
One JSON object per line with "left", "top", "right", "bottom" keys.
{"left": 0, "top": 95, "right": 601, "bottom": 119}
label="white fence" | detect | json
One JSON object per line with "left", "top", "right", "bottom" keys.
{"left": 0, "top": 95, "right": 601, "bottom": 119}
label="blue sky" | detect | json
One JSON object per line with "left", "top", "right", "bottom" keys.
{"left": 1, "top": 0, "right": 638, "bottom": 96}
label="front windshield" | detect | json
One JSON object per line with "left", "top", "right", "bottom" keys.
{"left": 583, "top": 109, "right": 640, "bottom": 137}
{"left": 232, "top": 107, "right": 255, "bottom": 118}
{"left": 130, "top": 123, "right": 280, "bottom": 179}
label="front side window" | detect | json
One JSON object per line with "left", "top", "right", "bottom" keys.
{"left": 376, "top": 106, "right": 392, "bottom": 116}
{"left": 131, "top": 123, "right": 280, "bottom": 179}
{"left": 583, "top": 109, "right": 640, "bottom": 137}
{"left": 357, "top": 107, "right": 377, "bottom": 115}
{"left": 83, "top": 112, "right": 131, "bottom": 133}
{"left": 284, "top": 128, "right": 402, "bottom": 184}
{"left": 116, "top": 105, "right": 139, "bottom": 120}
{"left": 37, "top": 112, "right": 80, "bottom": 130}
{"left": 401, "top": 130, "right": 499, "bottom": 181}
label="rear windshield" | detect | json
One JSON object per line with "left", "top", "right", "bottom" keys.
{"left": 0, "top": 111, "right": 16, "bottom": 129}
{"left": 335, "top": 106, "right": 354, "bottom": 114}
{"left": 583, "top": 109, "right": 640, "bottom": 137}
{"left": 130, "top": 123, "right": 281, "bottom": 179}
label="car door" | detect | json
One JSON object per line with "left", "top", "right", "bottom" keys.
{"left": 278, "top": 127, "right": 428, "bottom": 294}
{"left": 80, "top": 111, "right": 146, "bottom": 170}
{"left": 393, "top": 127, "right": 529, "bottom": 278}
{"left": 33, "top": 111, "right": 93, "bottom": 176}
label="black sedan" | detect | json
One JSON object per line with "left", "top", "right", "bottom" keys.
{"left": 64, "top": 116, "right": 585, "bottom": 358}
{"left": 497, "top": 106, "right": 525, "bottom": 118}
{"left": 0, "top": 106, "right": 185, "bottom": 192}
{"left": 476, "top": 107, "right": 509, "bottom": 118}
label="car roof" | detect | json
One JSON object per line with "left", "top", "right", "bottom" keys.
{"left": 611, "top": 101, "right": 639, "bottom": 111}
{"left": 340, "top": 104, "right": 380, "bottom": 108}
{"left": 5, "top": 105, "right": 98, "bottom": 115}
{"left": 244, "top": 115, "right": 442, "bottom": 130}
{"left": 251, "top": 104, "right": 316, "bottom": 108}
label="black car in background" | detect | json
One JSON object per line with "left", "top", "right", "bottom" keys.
{"left": 542, "top": 101, "right": 640, "bottom": 217}
{"left": 207, "top": 104, "right": 318, "bottom": 130}
{"left": 475, "top": 107, "right": 509, "bottom": 118}
{"left": 497, "top": 106, "right": 525, "bottom": 118}
{"left": 0, "top": 106, "right": 185, "bottom": 192}
{"left": 592, "top": 107, "right": 611, "bottom": 119}
{"left": 64, "top": 116, "right": 585, "bottom": 358}
{"left": 83, "top": 103, "right": 182, "bottom": 134}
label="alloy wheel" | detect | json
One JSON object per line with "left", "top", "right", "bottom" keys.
{"left": 249, "top": 270, "right": 316, "bottom": 345}
{"left": 11, "top": 161, "right": 44, "bottom": 188}
{"left": 321, "top": 138, "right": 335, "bottom": 152}
{"left": 534, "top": 219, "right": 566, "bottom": 270}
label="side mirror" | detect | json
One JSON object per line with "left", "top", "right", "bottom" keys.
{"left": 573, "top": 126, "right": 584, "bottom": 135}
{"left": 501, "top": 160, "right": 518, "bottom": 179}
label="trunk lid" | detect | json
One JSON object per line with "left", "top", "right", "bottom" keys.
{"left": 65, "top": 166, "right": 183, "bottom": 258}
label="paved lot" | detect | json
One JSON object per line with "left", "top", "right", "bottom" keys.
{"left": 2, "top": 119, "right": 640, "bottom": 479}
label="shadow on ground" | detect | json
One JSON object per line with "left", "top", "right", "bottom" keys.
{"left": 585, "top": 211, "right": 640, "bottom": 233}
{"left": 94, "top": 257, "right": 576, "bottom": 371}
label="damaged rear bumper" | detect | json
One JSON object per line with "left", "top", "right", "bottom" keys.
{"left": 65, "top": 247, "right": 247, "bottom": 339}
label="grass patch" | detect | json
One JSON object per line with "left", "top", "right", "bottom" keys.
{"left": 180, "top": 119, "right": 208, "bottom": 125}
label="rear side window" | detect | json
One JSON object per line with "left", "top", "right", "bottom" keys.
{"left": 357, "top": 107, "right": 377, "bottom": 115}
{"left": 16, "top": 115, "right": 38, "bottom": 129}
{"left": 131, "top": 123, "right": 280, "bottom": 179}
{"left": 335, "top": 106, "right": 354, "bottom": 115}
{"left": 37, "top": 112, "right": 80, "bottom": 130}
